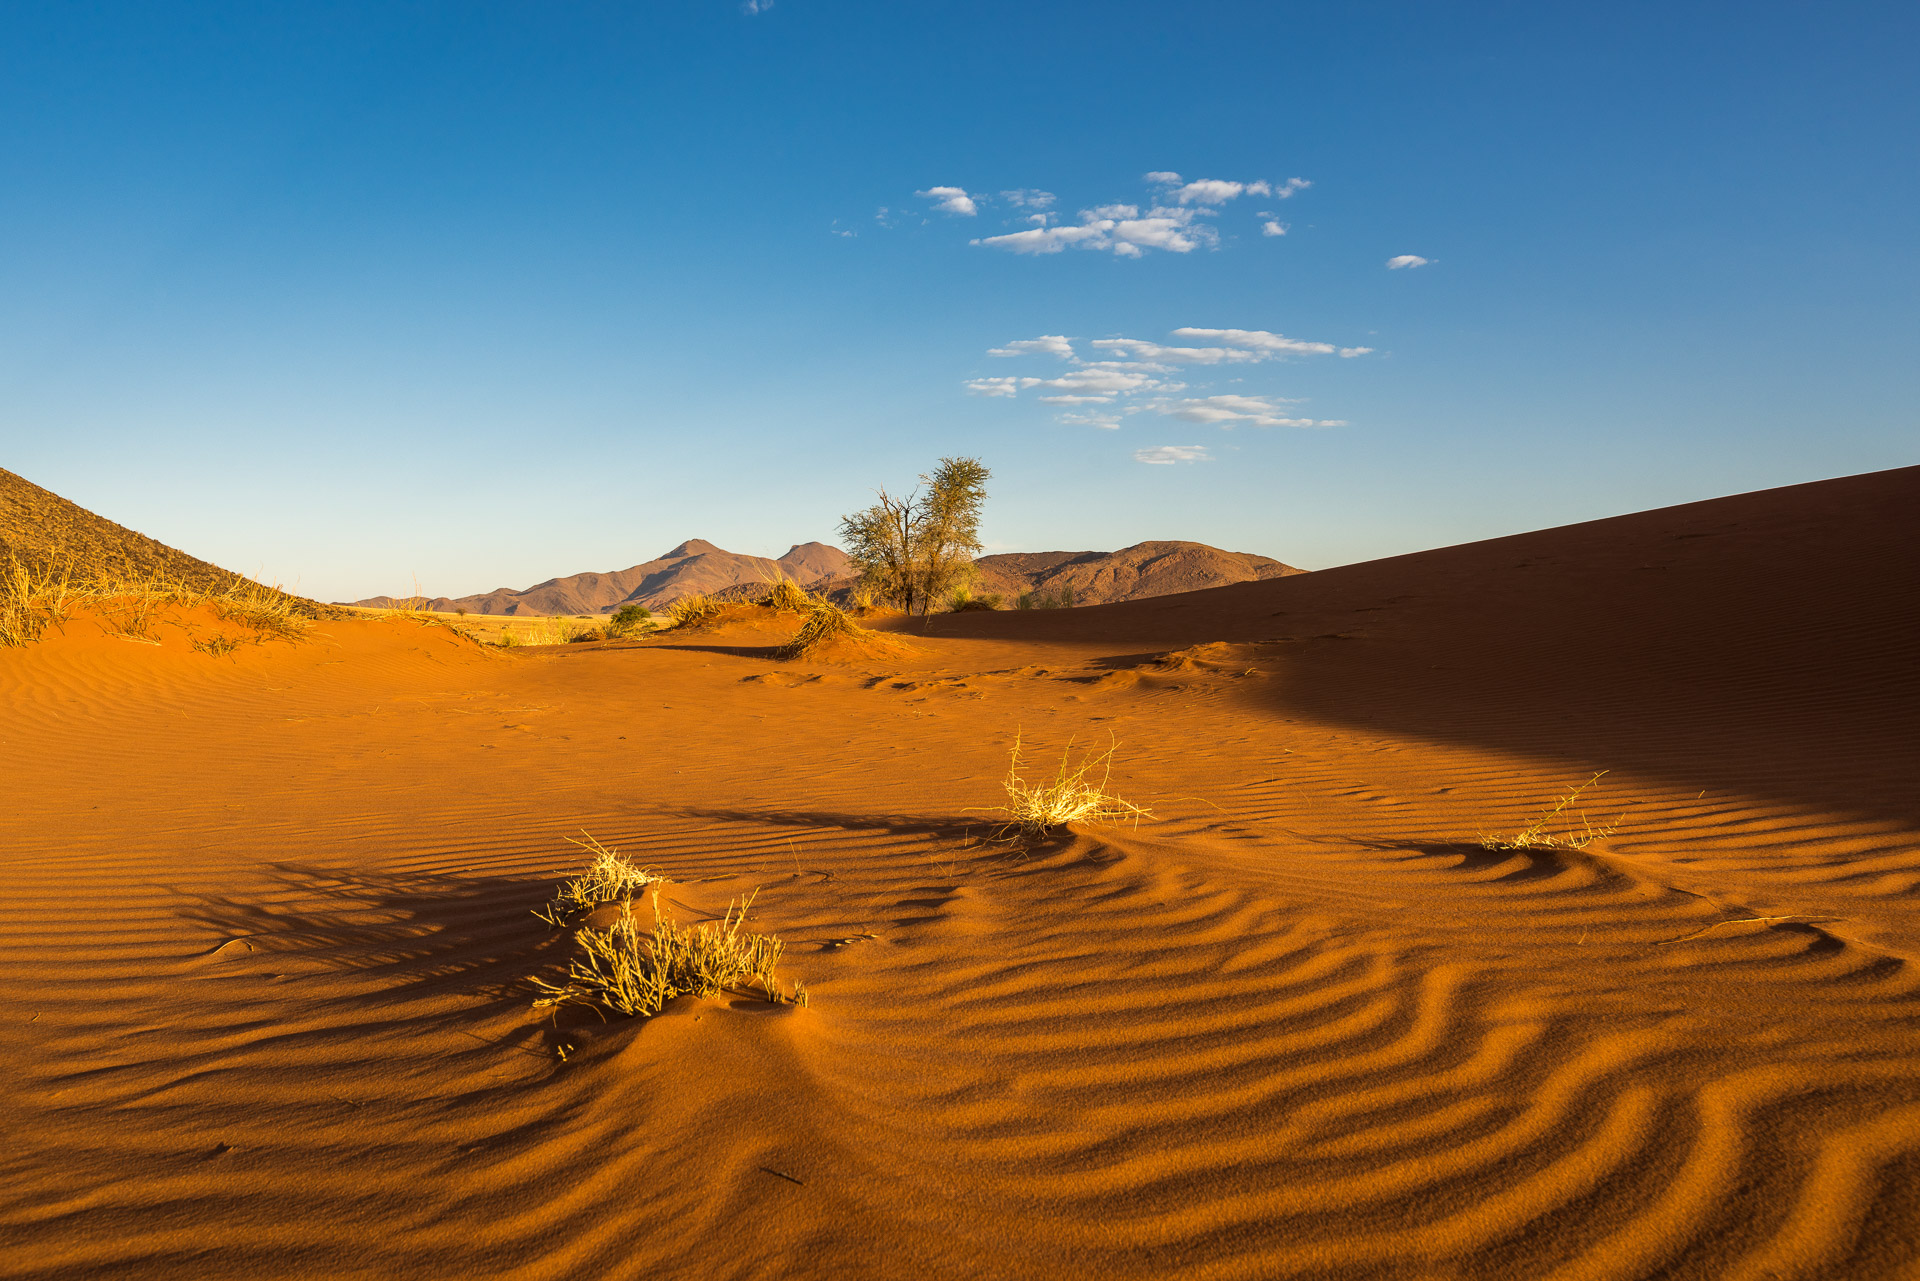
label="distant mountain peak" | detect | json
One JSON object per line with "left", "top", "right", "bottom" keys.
{"left": 665, "top": 538, "right": 722, "bottom": 558}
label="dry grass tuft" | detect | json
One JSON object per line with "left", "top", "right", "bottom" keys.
{"left": 1478, "top": 772, "right": 1621, "bottom": 851}
{"left": 532, "top": 888, "right": 800, "bottom": 1018}
{"left": 981, "top": 732, "right": 1154, "bottom": 838}
{"left": 666, "top": 593, "right": 725, "bottom": 630}
{"left": 759, "top": 578, "right": 813, "bottom": 612}
{"left": 534, "top": 834, "right": 665, "bottom": 925}
{"left": 0, "top": 555, "right": 75, "bottom": 647}
{"left": 771, "top": 596, "right": 912, "bottom": 662}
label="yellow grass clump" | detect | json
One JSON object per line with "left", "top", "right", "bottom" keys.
{"left": 0, "top": 555, "right": 75, "bottom": 647}
{"left": 532, "top": 888, "right": 803, "bottom": 1018}
{"left": 1478, "top": 772, "right": 1622, "bottom": 851}
{"left": 758, "top": 578, "right": 813, "bottom": 612}
{"left": 983, "top": 732, "right": 1154, "bottom": 838}
{"left": 534, "top": 834, "right": 665, "bottom": 925}
{"left": 666, "top": 593, "right": 725, "bottom": 629}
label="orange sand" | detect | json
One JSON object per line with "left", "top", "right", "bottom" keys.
{"left": 3, "top": 466, "right": 1917, "bottom": 1279}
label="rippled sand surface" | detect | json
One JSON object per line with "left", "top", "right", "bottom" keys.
{"left": 3, "top": 466, "right": 1916, "bottom": 1280}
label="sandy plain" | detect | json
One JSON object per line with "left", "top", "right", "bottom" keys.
{"left": 2, "top": 466, "right": 1916, "bottom": 1280}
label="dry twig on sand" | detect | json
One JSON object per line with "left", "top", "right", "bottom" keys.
{"left": 1477, "top": 772, "right": 1621, "bottom": 851}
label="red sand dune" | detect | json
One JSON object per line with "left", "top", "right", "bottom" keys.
{"left": 3, "top": 465, "right": 1917, "bottom": 1279}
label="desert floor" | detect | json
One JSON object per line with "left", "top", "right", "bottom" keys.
{"left": 4, "top": 467, "right": 1917, "bottom": 1280}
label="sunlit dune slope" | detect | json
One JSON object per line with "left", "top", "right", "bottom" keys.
{"left": 2, "top": 466, "right": 1917, "bottom": 1281}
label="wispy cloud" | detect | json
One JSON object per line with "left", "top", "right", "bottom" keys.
{"left": 973, "top": 204, "right": 1218, "bottom": 256}
{"left": 1000, "top": 189, "right": 1056, "bottom": 209}
{"left": 1387, "top": 254, "right": 1430, "bottom": 269}
{"left": 987, "top": 335, "right": 1075, "bottom": 359}
{"left": 1170, "top": 327, "right": 1337, "bottom": 356}
{"left": 916, "top": 186, "right": 978, "bottom": 216}
{"left": 742, "top": 0, "right": 773, "bottom": 12}
{"left": 929, "top": 172, "right": 1310, "bottom": 259}
{"left": 1147, "top": 394, "right": 1344, "bottom": 429}
{"left": 969, "top": 330, "right": 1359, "bottom": 435}
{"left": 1135, "top": 445, "right": 1212, "bottom": 465}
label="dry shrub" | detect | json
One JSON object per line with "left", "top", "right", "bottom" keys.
{"left": 984, "top": 732, "right": 1154, "bottom": 838}
{"left": 1478, "top": 772, "right": 1621, "bottom": 851}
{"left": 0, "top": 555, "right": 75, "bottom": 647}
{"left": 666, "top": 593, "right": 725, "bottom": 629}
{"left": 759, "top": 578, "right": 813, "bottom": 612}
{"left": 209, "top": 575, "right": 311, "bottom": 640}
{"left": 773, "top": 598, "right": 913, "bottom": 662}
{"left": 192, "top": 633, "right": 242, "bottom": 657}
{"left": 534, "top": 834, "right": 664, "bottom": 925}
{"left": 532, "top": 888, "right": 802, "bottom": 1018}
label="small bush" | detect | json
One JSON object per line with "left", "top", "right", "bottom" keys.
{"left": 984, "top": 732, "right": 1153, "bottom": 838}
{"left": 946, "top": 587, "right": 1003, "bottom": 612}
{"left": 1016, "top": 585, "right": 1076, "bottom": 610}
{"left": 535, "top": 834, "right": 664, "bottom": 926}
{"left": 759, "top": 579, "right": 813, "bottom": 612}
{"left": 532, "top": 888, "right": 800, "bottom": 1018}
{"left": 191, "top": 634, "right": 242, "bottom": 657}
{"left": 666, "top": 593, "right": 724, "bottom": 629}
{"left": 606, "top": 603, "right": 653, "bottom": 637}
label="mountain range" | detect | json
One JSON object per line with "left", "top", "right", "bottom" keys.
{"left": 349, "top": 538, "right": 1303, "bottom": 614}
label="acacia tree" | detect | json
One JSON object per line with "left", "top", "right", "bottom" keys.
{"left": 838, "top": 457, "right": 990, "bottom": 616}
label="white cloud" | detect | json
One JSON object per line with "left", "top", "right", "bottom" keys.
{"left": 976, "top": 204, "right": 1217, "bottom": 256}
{"left": 972, "top": 222, "right": 1112, "bottom": 254}
{"left": 916, "top": 186, "right": 978, "bottom": 216}
{"left": 1135, "top": 445, "right": 1211, "bottom": 465}
{"left": 1030, "top": 368, "right": 1162, "bottom": 394}
{"left": 1171, "top": 178, "right": 1263, "bottom": 205}
{"left": 1273, "top": 178, "right": 1310, "bottom": 199}
{"left": 987, "top": 335, "right": 1075, "bottom": 359}
{"left": 1143, "top": 171, "right": 1182, "bottom": 185}
{"left": 1148, "top": 394, "right": 1341, "bottom": 429}
{"left": 1261, "top": 220, "right": 1288, "bottom": 237}
{"left": 1090, "top": 338, "right": 1257, "bottom": 365}
{"left": 1001, "top": 189, "right": 1056, "bottom": 209}
{"left": 1170, "top": 327, "right": 1337, "bottom": 356}
{"left": 973, "top": 327, "right": 1356, "bottom": 435}
{"left": 1387, "top": 255, "right": 1430, "bottom": 269}
{"left": 742, "top": 0, "right": 772, "bottom": 11}
{"left": 1059, "top": 411, "right": 1122, "bottom": 429}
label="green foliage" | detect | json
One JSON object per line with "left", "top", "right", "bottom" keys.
{"left": 606, "top": 603, "right": 653, "bottom": 637}
{"left": 1016, "top": 584, "right": 1076, "bottom": 610}
{"left": 838, "top": 456, "right": 990, "bottom": 617}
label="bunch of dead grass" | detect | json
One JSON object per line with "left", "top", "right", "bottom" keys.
{"left": 759, "top": 578, "right": 813, "bottom": 612}
{"left": 666, "top": 593, "right": 725, "bottom": 629}
{"left": 981, "top": 732, "right": 1154, "bottom": 838}
{"left": 534, "top": 834, "right": 664, "bottom": 925}
{"left": 1477, "top": 772, "right": 1621, "bottom": 851}
{"left": 532, "top": 888, "right": 802, "bottom": 1018}
{"left": 0, "top": 555, "right": 76, "bottom": 647}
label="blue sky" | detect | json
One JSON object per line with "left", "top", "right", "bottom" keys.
{"left": 2, "top": 1, "right": 1914, "bottom": 602}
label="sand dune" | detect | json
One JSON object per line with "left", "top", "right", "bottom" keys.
{"left": 4, "top": 466, "right": 1918, "bottom": 1279}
